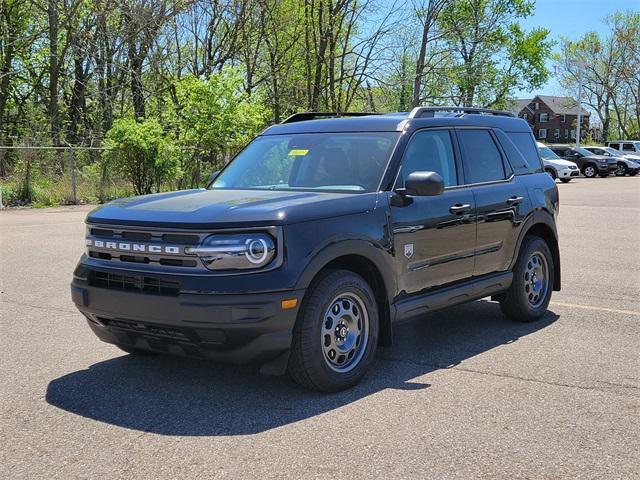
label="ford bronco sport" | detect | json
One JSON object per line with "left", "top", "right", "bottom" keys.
{"left": 71, "top": 107, "right": 561, "bottom": 392}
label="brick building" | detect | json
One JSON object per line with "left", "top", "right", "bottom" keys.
{"left": 508, "top": 95, "right": 590, "bottom": 144}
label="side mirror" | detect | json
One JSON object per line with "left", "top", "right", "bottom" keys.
{"left": 208, "top": 170, "right": 220, "bottom": 184}
{"left": 403, "top": 171, "right": 445, "bottom": 196}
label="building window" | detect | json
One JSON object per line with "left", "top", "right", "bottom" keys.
{"left": 539, "top": 113, "right": 548, "bottom": 122}
{"left": 554, "top": 129, "right": 560, "bottom": 139}
{"left": 570, "top": 129, "right": 576, "bottom": 139}
{"left": 535, "top": 102, "right": 540, "bottom": 110}
{"left": 538, "top": 129, "right": 547, "bottom": 139}
{"left": 565, "top": 129, "right": 569, "bottom": 138}
{"left": 521, "top": 113, "right": 527, "bottom": 121}
{"left": 561, "top": 114, "right": 566, "bottom": 123}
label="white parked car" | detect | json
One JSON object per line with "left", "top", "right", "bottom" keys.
{"left": 606, "top": 140, "right": 640, "bottom": 156}
{"left": 536, "top": 142, "right": 580, "bottom": 183}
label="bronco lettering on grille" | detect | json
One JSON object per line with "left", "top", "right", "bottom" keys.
{"left": 86, "top": 239, "right": 181, "bottom": 255}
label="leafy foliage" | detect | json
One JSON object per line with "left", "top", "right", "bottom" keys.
{"left": 103, "top": 118, "right": 181, "bottom": 195}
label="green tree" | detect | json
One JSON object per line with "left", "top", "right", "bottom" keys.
{"left": 103, "top": 118, "right": 181, "bottom": 195}
{"left": 439, "top": 0, "right": 552, "bottom": 107}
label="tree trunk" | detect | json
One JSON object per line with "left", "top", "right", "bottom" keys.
{"left": 48, "top": 0, "right": 61, "bottom": 145}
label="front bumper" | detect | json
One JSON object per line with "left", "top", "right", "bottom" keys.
{"left": 71, "top": 265, "right": 304, "bottom": 365}
{"left": 557, "top": 167, "right": 579, "bottom": 178}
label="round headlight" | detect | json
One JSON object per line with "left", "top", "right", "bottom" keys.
{"left": 246, "top": 238, "right": 269, "bottom": 264}
{"left": 186, "top": 233, "right": 276, "bottom": 270}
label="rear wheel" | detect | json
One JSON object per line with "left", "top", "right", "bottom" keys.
{"left": 583, "top": 165, "right": 597, "bottom": 178}
{"left": 615, "top": 163, "right": 627, "bottom": 176}
{"left": 500, "top": 236, "right": 554, "bottom": 323}
{"left": 288, "top": 269, "right": 379, "bottom": 392}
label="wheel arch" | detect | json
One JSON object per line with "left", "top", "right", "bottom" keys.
{"left": 295, "top": 241, "right": 395, "bottom": 347}
{"left": 510, "top": 212, "right": 561, "bottom": 291}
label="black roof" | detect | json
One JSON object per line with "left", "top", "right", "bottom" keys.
{"left": 263, "top": 108, "right": 532, "bottom": 135}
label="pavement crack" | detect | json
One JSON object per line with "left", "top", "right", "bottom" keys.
{"left": 378, "top": 355, "right": 639, "bottom": 396}
{"left": 0, "top": 297, "right": 77, "bottom": 315}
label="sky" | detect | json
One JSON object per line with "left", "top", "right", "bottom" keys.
{"left": 515, "top": 0, "right": 639, "bottom": 99}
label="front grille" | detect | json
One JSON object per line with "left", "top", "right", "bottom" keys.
{"left": 86, "top": 225, "right": 208, "bottom": 270}
{"left": 89, "top": 271, "right": 180, "bottom": 296}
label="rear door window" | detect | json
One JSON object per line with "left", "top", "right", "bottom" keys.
{"left": 499, "top": 131, "right": 543, "bottom": 174}
{"left": 457, "top": 129, "right": 506, "bottom": 183}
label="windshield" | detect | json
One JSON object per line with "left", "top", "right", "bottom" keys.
{"left": 210, "top": 132, "right": 399, "bottom": 193}
{"left": 602, "top": 147, "right": 621, "bottom": 155}
{"left": 575, "top": 147, "right": 594, "bottom": 156}
{"left": 538, "top": 145, "right": 560, "bottom": 160}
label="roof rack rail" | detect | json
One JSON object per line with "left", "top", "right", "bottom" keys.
{"left": 408, "top": 106, "right": 515, "bottom": 119}
{"left": 280, "top": 112, "right": 381, "bottom": 124}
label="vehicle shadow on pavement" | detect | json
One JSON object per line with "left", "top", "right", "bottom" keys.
{"left": 46, "top": 300, "right": 558, "bottom": 436}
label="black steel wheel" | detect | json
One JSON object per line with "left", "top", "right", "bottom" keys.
{"left": 288, "top": 269, "right": 379, "bottom": 392}
{"left": 500, "top": 236, "right": 554, "bottom": 323}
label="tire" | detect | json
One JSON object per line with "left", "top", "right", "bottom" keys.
{"left": 630, "top": 171, "right": 638, "bottom": 177}
{"left": 288, "top": 269, "right": 379, "bottom": 392}
{"left": 500, "top": 236, "right": 554, "bottom": 323}
{"left": 560, "top": 178, "right": 571, "bottom": 183}
{"left": 615, "top": 163, "right": 627, "bottom": 176}
{"left": 583, "top": 164, "right": 597, "bottom": 178}
{"left": 545, "top": 168, "right": 557, "bottom": 180}
{"left": 116, "top": 344, "right": 158, "bottom": 356}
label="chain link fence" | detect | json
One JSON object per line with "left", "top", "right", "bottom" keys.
{"left": 0, "top": 145, "right": 217, "bottom": 208}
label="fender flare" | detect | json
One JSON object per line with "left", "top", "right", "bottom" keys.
{"left": 295, "top": 237, "right": 395, "bottom": 301}
{"left": 509, "top": 209, "right": 561, "bottom": 290}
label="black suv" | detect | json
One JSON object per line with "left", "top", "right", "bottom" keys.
{"left": 549, "top": 145, "right": 618, "bottom": 178}
{"left": 71, "top": 107, "right": 561, "bottom": 392}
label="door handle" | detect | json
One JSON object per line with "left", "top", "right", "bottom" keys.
{"left": 449, "top": 203, "right": 471, "bottom": 215}
{"left": 506, "top": 196, "right": 523, "bottom": 206}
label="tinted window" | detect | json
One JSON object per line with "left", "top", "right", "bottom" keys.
{"left": 551, "top": 147, "right": 567, "bottom": 156}
{"left": 401, "top": 130, "right": 457, "bottom": 187}
{"left": 458, "top": 129, "right": 506, "bottom": 183}
{"left": 609, "top": 143, "right": 620, "bottom": 150}
{"left": 623, "top": 143, "right": 634, "bottom": 151}
{"left": 504, "top": 131, "right": 543, "bottom": 173}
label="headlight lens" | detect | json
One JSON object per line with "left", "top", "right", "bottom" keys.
{"left": 185, "top": 233, "right": 276, "bottom": 270}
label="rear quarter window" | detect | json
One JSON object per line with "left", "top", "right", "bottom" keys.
{"left": 503, "top": 131, "right": 543, "bottom": 174}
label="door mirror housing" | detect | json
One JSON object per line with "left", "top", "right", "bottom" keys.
{"left": 403, "top": 171, "right": 445, "bottom": 196}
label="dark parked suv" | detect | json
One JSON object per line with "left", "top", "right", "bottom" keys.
{"left": 549, "top": 145, "right": 618, "bottom": 178}
{"left": 71, "top": 107, "right": 561, "bottom": 392}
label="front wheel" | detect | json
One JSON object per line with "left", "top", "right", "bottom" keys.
{"left": 583, "top": 165, "right": 596, "bottom": 178}
{"left": 545, "top": 168, "right": 557, "bottom": 180}
{"left": 615, "top": 163, "right": 627, "bottom": 176}
{"left": 500, "top": 236, "right": 554, "bottom": 323}
{"left": 560, "top": 178, "right": 571, "bottom": 183}
{"left": 288, "top": 269, "right": 379, "bottom": 392}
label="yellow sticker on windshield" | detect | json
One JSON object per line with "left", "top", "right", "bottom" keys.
{"left": 288, "top": 149, "right": 309, "bottom": 156}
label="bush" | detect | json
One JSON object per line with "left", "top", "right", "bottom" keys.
{"left": 103, "top": 118, "right": 182, "bottom": 195}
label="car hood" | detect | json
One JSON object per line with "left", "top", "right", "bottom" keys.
{"left": 588, "top": 154, "right": 617, "bottom": 163}
{"left": 543, "top": 158, "right": 577, "bottom": 168}
{"left": 87, "top": 189, "right": 379, "bottom": 228}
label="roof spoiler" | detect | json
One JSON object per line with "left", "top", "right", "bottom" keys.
{"left": 408, "top": 106, "right": 515, "bottom": 118}
{"left": 280, "top": 112, "right": 381, "bottom": 124}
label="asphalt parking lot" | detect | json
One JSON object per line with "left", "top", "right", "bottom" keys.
{"left": 1, "top": 176, "right": 639, "bottom": 479}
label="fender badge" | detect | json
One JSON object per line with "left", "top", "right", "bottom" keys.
{"left": 404, "top": 244, "right": 414, "bottom": 259}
